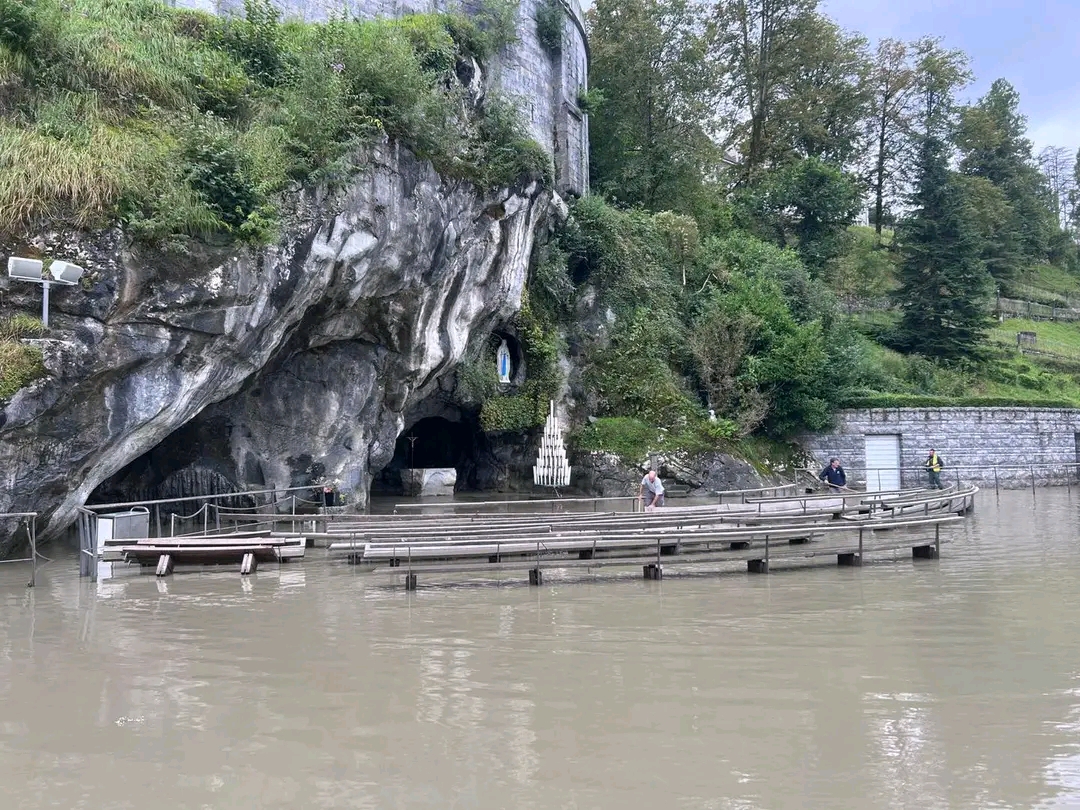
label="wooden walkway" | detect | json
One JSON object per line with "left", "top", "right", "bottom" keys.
{"left": 85, "top": 484, "right": 975, "bottom": 585}
{"left": 327, "top": 486, "right": 977, "bottom": 589}
{"left": 101, "top": 531, "right": 306, "bottom": 577}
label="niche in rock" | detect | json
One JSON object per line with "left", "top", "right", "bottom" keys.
{"left": 490, "top": 330, "right": 524, "bottom": 386}
{"left": 87, "top": 417, "right": 253, "bottom": 514}
{"left": 373, "top": 414, "right": 508, "bottom": 494}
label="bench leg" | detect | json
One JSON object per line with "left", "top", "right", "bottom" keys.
{"left": 404, "top": 573, "right": 417, "bottom": 591}
{"left": 240, "top": 552, "right": 257, "bottom": 575}
{"left": 730, "top": 541, "right": 750, "bottom": 550}
{"left": 837, "top": 552, "right": 861, "bottom": 566}
{"left": 155, "top": 554, "right": 173, "bottom": 577}
{"left": 747, "top": 559, "right": 769, "bottom": 574}
{"left": 529, "top": 567, "right": 543, "bottom": 586}
{"left": 912, "top": 545, "right": 939, "bottom": 560}
{"left": 643, "top": 564, "right": 662, "bottom": 580}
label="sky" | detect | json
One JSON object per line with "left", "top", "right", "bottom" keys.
{"left": 821, "top": 0, "right": 1080, "bottom": 158}
{"left": 579, "top": 0, "right": 1080, "bottom": 159}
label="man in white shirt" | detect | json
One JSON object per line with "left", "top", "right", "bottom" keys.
{"left": 640, "top": 469, "right": 665, "bottom": 510}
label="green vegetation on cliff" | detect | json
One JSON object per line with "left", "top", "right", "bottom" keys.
{"left": 0, "top": 314, "right": 45, "bottom": 400}
{"left": 0, "top": 0, "right": 546, "bottom": 246}
{"left": 567, "top": 0, "right": 1080, "bottom": 454}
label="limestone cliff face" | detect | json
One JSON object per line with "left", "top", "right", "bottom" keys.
{"left": 0, "top": 142, "right": 548, "bottom": 550}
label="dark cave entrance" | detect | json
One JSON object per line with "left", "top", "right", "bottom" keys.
{"left": 86, "top": 417, "right": 253, "bottom": 514}
{"left": 373, "top": 414, "right": 498, "bottom": 494}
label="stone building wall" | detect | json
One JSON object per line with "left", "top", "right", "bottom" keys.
{"left": 170, "top": 0, "right": 590, "bottom": 196}
{"left": 804, "top": 408, "right": 1080, "bottom": 488}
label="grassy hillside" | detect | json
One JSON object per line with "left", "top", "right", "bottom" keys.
{"left": 840, "top": 226, "right": 1080, "bottom": 408}
{"left": 0, "top": 0, "right": 545, "bottom": 247}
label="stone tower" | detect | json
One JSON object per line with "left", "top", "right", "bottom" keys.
{"left": 170, "top": 0, "right": 590, "bottom": 197}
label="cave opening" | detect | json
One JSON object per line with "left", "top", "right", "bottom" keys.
{"left": 373, "top": 414, "right": 500, "bottom": 495}
{"left": 86, "top": 417, "right": 253, "bottom": 514}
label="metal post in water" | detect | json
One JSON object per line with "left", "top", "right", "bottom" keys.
{"left": 203, "top": 504, "right": 208, "bottom": 535}
{"left": 28, "top": 515, "right": 37, "bottom": 588}
{"left": 78, "top": 513, "right": 90, "bottom": 578}
{"left": 170, "top": 513, "right": 176, "bottom": 537}
{"left": 155, "top": 504, "right": 162, "bottom": 538}
{"left": 994, "top": 467, "right": 999, "bottom": 501}
{"left": 1031, "top": 464, "right": 1037, "bottom": 503}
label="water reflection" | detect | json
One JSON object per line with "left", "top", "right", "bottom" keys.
{"left": 0, "top": 489, "right": 1078, "bottom": 808}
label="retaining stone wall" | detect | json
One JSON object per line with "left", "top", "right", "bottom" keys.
{"left": 170, "top": 0, "right": 590, "bottom": 196}
{"left": 803, "top": 408, "right": 1080, "bottom": 488}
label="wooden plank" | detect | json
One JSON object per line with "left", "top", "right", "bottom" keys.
{"left": 367, "top": 534, "right": 953, "bottom": 576}
{"left": 342, "top": 515, "right": 962, "bottom": 558}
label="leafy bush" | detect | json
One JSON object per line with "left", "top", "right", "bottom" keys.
{"left": 0, "top": 0, "right": 541, "bottom": 243}
{"left": 470, "top": 95, "right": 553, "bottom": 187}
{"left": 536, "top": 0, "right": 564, "bottom": 53}
{"left": 575, "top": 86, "right": 604, "bottom": 114}
{"left": 573, "top": 416, "right": 739, "bottom": 463}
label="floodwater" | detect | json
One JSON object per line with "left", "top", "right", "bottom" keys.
{"left": 2, "top": 489, "right": 1079, "bottom": 809}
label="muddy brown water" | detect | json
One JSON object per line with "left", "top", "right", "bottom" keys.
{"left": 1, "top": 489, "right": 1079, "bottom": 809}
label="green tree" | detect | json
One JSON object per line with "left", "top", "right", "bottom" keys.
{"left": 1038, "top": 145, "right": 1076, "bottom": 231}
{"left": 956, "top": 78, "right": 1059, "bottom": 277}
{"left": 892, "top": 39, "right": 990, "bottom": 361}
{"left": 767, "top": 14, "right": 870, "bottom": 169}
{"left": 713, "top": 0, "right": 816, "bottom": 176}
{"left": 829, "top": 226, "right": 897, "bottom": 313}
{"left": 693, "top": 274, "right": 833, "bottom": 436}
{"left": 865, "top": 38, "right": 918, "bottom": 239}
{"left": 713, "top": 0, "right": 871, "bottom": 177}
{"left": 586, "top": 0, "right": 719, "bottom": 210}
{"left": 741, "top": 157, "right": 861, "bottom": 274}
{"left": 893, "top": 138, "right": 991, "bottom": 360}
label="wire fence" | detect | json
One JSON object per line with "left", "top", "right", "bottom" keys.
{"left": 994, "top": 295, "right": 1080, "bottom": 322}
{"left": 801, "top": 461, "right": 1080, "bottom": 500}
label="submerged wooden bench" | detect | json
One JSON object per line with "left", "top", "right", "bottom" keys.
{"left": 111, "top": 534, "right": 307, "bottom": 576}
{"left": 362, "top": 513, "right": 964, "bottom": 589}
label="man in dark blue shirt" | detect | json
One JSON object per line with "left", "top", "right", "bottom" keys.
{"left": 819, "top": 458, "right": 847, "bottom": 489}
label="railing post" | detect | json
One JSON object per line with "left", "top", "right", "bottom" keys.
{"left": 170, "top": 513, "right": 176, "bottom": 537}
{"left": 1031, "top": 464, "right": 1037, "bottom": 503}
{"left": 28, "top": 515, "right": 37, "bottom": 588}
{"left": 155, "top": 504, "right": 162, "bottom": 538}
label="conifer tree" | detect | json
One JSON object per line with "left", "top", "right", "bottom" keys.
{"left": 892, "top": 39, "right": 991, "bottom": 360}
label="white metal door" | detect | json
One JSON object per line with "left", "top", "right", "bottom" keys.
{"left": 865, "top": 434, "right": 901, "bottom": 492}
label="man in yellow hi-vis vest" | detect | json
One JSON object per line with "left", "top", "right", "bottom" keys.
{"left": 924, "top": 448, "right": 944, "bottom": 490}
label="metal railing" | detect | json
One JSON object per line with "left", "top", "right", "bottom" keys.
{"left": 0, "top": 512, "right": 42, "bottom": 587}
{"left": 801, "top": 461, "right": 1080, "bottom": 501}
{"left": 82, "top": 485, "right": 330, "bottom": 539}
